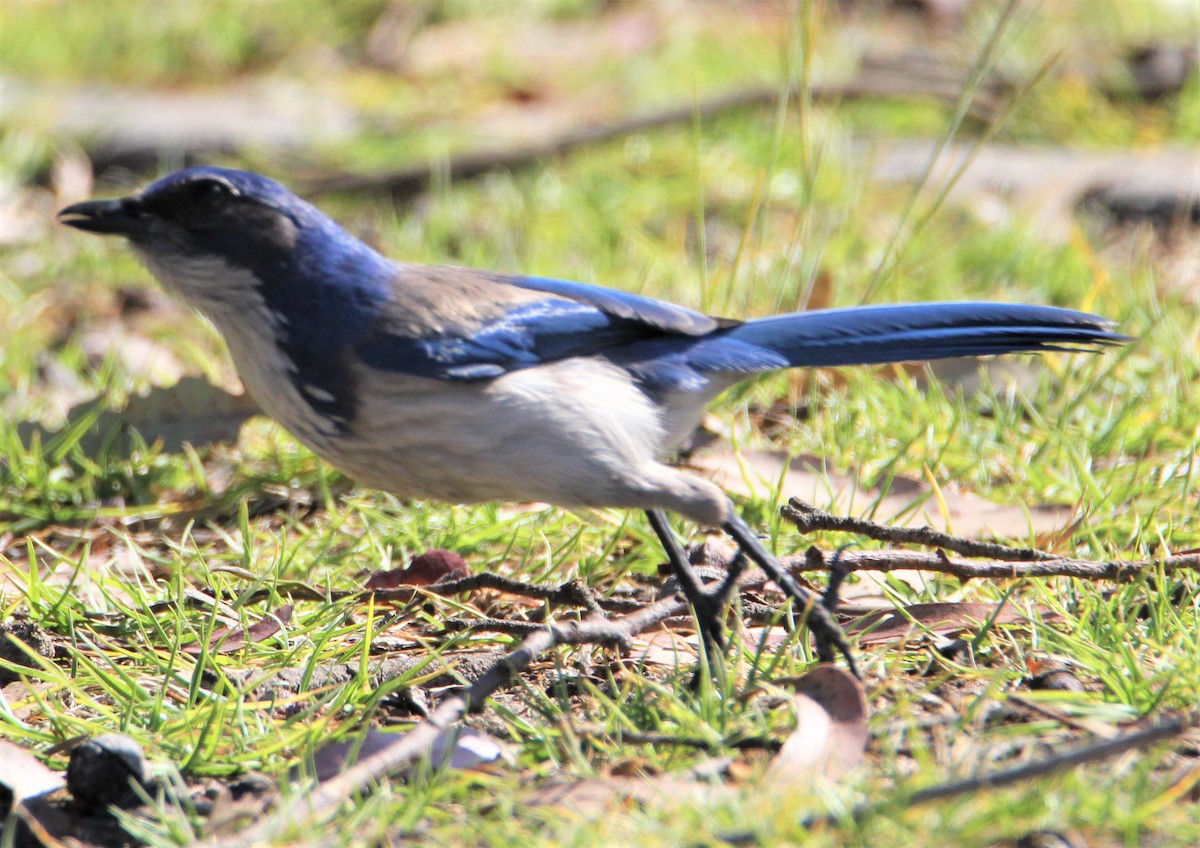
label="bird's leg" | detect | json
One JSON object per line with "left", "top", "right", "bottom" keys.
{"left": 721, "top": 510, "right": 860, "bottom": 679}
{"left": 645, "top": 509, "right": 728, "bottom": 661}
{"left": 707, "top": 548, "right": 749, "bottom": 611}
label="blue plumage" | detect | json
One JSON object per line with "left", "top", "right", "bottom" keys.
{"left": 720, "top": 301, "right": 1121, "bottom": 367}
{"left": 351, "top": 285, "right": 1124, "bottom": 396}
{"left": 110, "top": 168, "right": 1127, "bottom": 400}
{"left": 357, "top": 296, "right": 644, "bottom": 380}
{"left": 509, "top": 274, "right": 716, "bottom": 335}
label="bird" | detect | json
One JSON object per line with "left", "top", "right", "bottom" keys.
{"left": 58, "top": 166, "right": 1129, "bottom": 676}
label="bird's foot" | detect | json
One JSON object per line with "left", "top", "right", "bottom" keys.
{"left": 722, "top": 513, "right": 860, "bottom": 679}
{"left": 658, "top": 560, "right": 729, "bottom": 662}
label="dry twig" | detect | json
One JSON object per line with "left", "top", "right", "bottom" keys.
{"left": 780, "top": 498, "right": 1200, "bottom": 582}
{"left": 783, "top": 499, "right": 1060, "bottom": 562}
{"left": 794, "top": 711, "right": 1200, "bottom": 832}
{"left": 203, "top": 592, "right": 691, "bottom": 848}
{"left": 783, "top": 547, "right": 1200, "bottom": 581}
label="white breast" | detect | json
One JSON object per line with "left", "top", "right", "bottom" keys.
{"left": 325, "top": 357, "right": 670, "bottom": 507}
{"left": 136, "top": 252, "right": 340, "bottom": 450}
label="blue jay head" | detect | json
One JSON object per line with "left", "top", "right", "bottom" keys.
{"left": 58, "top": 166, "right": 385, "bottom": 313}
{"left": 59, "top": 166, "right": 317, "bottom": 252}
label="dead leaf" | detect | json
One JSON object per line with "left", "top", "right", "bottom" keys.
{"left": 742, "top": 626, "right": 794, "bottom": 654}
{"left": 364, "top": 550, "right": 470, "bottom": 590}
{"left": 0, "top": 181, "right": 54, "bottom": 246}
{"left": 848, "top": 600, "right": 1053, "bottom": 646}
{"left": 767, "top": 666, "right": 868, "bottom": 784}
{"left": 78, "top": 325, "right": 187, "bottom": 385}
{"left": 524, "top": 777, "right": 624, "bottom": 813}
{"left": 51, "top": 150, "right": 94, "bottom": 208}
{"left": 183, "top": 605, "right": 293, "bottom": 656}
{"left": 627, "top": 630, "right": 701, "bottom": 667}
{"left": 1165, "top": 764, "right": 1200, "bottom": 805}
{"left": 0, "top": 680, "right": 42, "bottom": 722}
{"left": 304, "top": 727, "right": 512, "bottom": 784}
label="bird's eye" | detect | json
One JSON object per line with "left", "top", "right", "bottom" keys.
{"left": 187, "top": 179, "right": 232, "bottom": 203}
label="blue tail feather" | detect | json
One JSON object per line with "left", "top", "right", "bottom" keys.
{"left": 722, "top": 302, "right": 1129, "bottom": 369}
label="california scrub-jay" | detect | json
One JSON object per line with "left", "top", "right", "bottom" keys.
{"left": 58, "top": 167, "right": 1128, "bottom": 675}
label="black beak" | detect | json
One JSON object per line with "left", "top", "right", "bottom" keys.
{"left": 57, "top": 196, "right": 147, "bottom": 236}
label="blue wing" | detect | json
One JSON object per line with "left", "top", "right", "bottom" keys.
{"left": 276, "top": 257, "right": 1127, "bottom": 426}
{"left": 506, "top": 275, "right": 716, "bottom": 335}
{"left": 352, "top": 267, "right": 723, "bottom": 381}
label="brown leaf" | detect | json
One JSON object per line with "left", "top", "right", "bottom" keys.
{"left": 305, "top": 727, "right": 512, "bottom": 784}
{"left": 626, "top": 630, "right": 701, "bottom": 667}
{"left": 0, "top": 680, "right": 41, "bottom": 722}
{"left": 183, "top": 605, "right": 293, "bottom": 656}
{"left": 78, "top": 325, "right": 187, "bottom": 385}
{"left": 767, "top": 666, "right": 868, "bottom": 783}
{"left": 0, "top": 183, "right": 55, "bottom": 246}
{"left": 364, "top": 550, "right": 470, "bottom": 589}
{"left": 848, "top": 600, "right": 1049, "bottom": 646}
{"left": 742, "top": 626, "right": 794, "bottom": 654}
{"left": 1166, "top": 764, "right": 1200, "bottom": 805}
{"left": 523, "top": 777, "right": 624, "bottom": 813}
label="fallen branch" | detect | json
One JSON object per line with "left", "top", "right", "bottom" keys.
{"left": 783, "top": 499, "right": 1060, "bottom": 562}
{"left": 783, "top": 547, "right": 1200, "bottom": 581}
{"left": 570, "top": 723, "right": 781, "bottom": 753}
{"left": 795, "top": 710, "right": 1200, "bottom": 832}
{"left": 300, "top": 64, "right": 1003, "bottom": 201}
{"left": 780, "top": 499, "right": 1200, "bottom": 581}
{"left": 413, "top": 573, "right": 607, "bottom": 614}
{"left": 84, "top": 572, "right": 624, "bottom": 626}
{"left": 436, "top": 617, "right": 549, "bottom": 636}
{"left": 203, "top": 591, "right": 690, "bottom": 848}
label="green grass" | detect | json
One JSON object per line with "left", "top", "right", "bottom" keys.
{"left": 2, "top": 1, "right": 1200, "bottom": 846}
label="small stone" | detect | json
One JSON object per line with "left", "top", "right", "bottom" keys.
{"left": 66, "top": 733, "right": 150, "bottom": 811}
{"left": 1028, "top": 669, "right": 1086, "bottom": 693}
{"left": 0, "top": 620, "right": 56, "bottom": 684}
